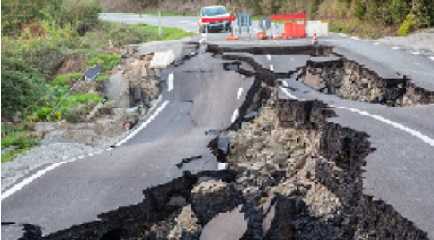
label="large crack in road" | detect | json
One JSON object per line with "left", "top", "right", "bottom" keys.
{"left": 12, "top": 44, "right": 430, "bottom": 240}
{"left": 296, "top": 56, "right": 434, "bottom": 107}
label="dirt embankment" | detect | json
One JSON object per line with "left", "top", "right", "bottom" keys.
{"left": 19, "top": 45, "right": 429, "bottom": 240}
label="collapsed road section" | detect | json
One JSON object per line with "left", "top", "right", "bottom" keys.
{"left": 296, "top": 56, "right": 434, "bottom": 106}
{"left": 210, "top": 44, "right": 434, "bottom": 107}
{"left": 15, "top": 44, "right": 430, "bottom": 240}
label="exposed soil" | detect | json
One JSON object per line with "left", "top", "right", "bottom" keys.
{"left": 296, "top": 56, "right": 434, "bottom": 107}
{"left": 15, "top": 44, "right": 429, "bottom": 240}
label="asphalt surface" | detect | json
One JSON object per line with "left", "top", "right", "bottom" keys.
{"left": 2, "top": 13, "right": 434, "bottom": 239}
{"left": 1, "top": 44, "right": 253, "bottom": 238}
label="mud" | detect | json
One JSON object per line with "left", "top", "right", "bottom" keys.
{"left": 15, "top": 45, "right": 429, "bottom": 240}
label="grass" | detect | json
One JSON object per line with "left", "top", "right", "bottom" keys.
{"left": 1, "top": 124, "right": 39, "bottom": 163}
{"left": 2, "top": 20, "right": 192, "bottom": 162}
{"left": 79, "top": 22, "right": 193, "bottom": 49}
{"left": 328, "top": 17, "right": 397, "bottom": 39}
{"left": 87, "top": 51, "right": 121, "bottom": 71}
{"left": 51, "top": 72, "right": 82, "bottom": 87}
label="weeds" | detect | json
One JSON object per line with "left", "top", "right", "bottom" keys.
{"left": 1, "top": 124, "right": 39, "bottom": 163}
{"left": 1, "top": 0, "right": 192, "bottom": 162}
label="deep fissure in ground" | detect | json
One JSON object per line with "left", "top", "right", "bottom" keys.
{"left": 15, "top": 45, "right": 429, "bottom": 240}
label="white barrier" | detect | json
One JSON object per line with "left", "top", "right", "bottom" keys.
{"left": 306, "top": 20, "right": 329, "bottom": 37}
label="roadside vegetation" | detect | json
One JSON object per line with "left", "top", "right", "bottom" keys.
{"left": 102, "top": 0, "right": 434, "bottom": 38}
{"left": 1, "top": 0, "right": 192, "bottom": 162}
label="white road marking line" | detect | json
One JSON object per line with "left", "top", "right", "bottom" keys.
{"left": 231, "top": 108, "right": 239, "bottom": 123}
{"left": 1, "top": 161, "right": 69, "bottom": 200}
{"left": 392, "top": 46, "right": 400, "bottom": 50}
{"left": 237, "top": 88, "right": 244, "bottom": 100}
{"left": 270, "top": 64, "right": 274, "bottom": 71}
{"left": 115, "top": 100, "right": 170, "bottom": 147}
{"left": 280, "top": 87, "right": 298, "bottom": 100}
{"left": 1, "top": 98, "right": 169, "bottom": 200}
{"left": 332, "top": 106, "right": 434, "bottom": 147}
{"left": 266, "top": 54, "right": 271, "bottom": 61}
{"left": 411, "top": 51, "right": 421, "bottom": 55}
{"left": 373, "top": 42, "right": 381, "bottom": 45}
{"left": 168, "top": 72, "right": 174, "bottom": 92}
{"left": 280, "top": 87, "right": 434, "bottom": 147}
{"left": 217, "top": 162, "right": 228, "bottom": 170}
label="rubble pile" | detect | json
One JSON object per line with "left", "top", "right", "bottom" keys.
{"left": 32, "top": 96, "right": 427, "bottom": 240}
{"left": 122, "top": 53, "right": 160, "bottom": 107}
{"left": 298, "top": 57, "right": 434, "bottom": 106}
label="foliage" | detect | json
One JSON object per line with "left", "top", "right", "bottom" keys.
{"left": 1, "top": 0, "right": 101, "bottom": 36}
{"left": 101, "top": 22, "right": 192, "bottom": 47}
{"left": 87, "top": 51, "right": 121, "bottom": 71}
{"left": 59, "top": 0, "right": 102, "bottom": 35}
{"left": 1, "top": 124, "right": 39, "bottom": 163}
{"left": 398, "top": 13, "right": 416, "bottom": 36}
{"left": 1, "top": 49, "right": 46, "bottom": 118}
{"left": 51, "top": 72, "right": 83, "bottom": 87}
{"left": 353, "top": 0, "right": 366, "bottom": 20}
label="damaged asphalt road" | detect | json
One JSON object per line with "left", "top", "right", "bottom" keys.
{"left": 2, "top": 27, "right": 434, "bottom": 239}
{"left": 1, "top": 43, "right": 254, "bottom": 239}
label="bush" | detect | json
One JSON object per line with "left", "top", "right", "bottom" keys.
{"left": 87, "top": 51, "right": 121, "bottom": 71}
{"left": 398, "top": 14, "right": 416, "bottom": 36}
{"left": 1, "top": 124, "right": 39, "bottom": 163}
{"left": 59, "top": 0, "right": 102, "bottom": 35}
{"left": 1, "top": 52, "right": 46, "bottom": 119}
{"left": 105, "top": 23, "right": 155, "bottom": 47}
{"left": 51, "top": 72, "right": 82, "bottom": 86}
{"left": 353, "top": 0, "right": 366, "bottom": 20}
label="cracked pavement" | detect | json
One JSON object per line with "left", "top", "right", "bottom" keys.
{"left": 2, "top": 13, "right": 434, "bottom": 239}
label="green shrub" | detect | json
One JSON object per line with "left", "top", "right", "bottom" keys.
{"left": 105, "top": 23, "right": 155, "bottom": 47}
{"left": 96, "top": 74, "right": 110, "bottom": 82}
{"left": 35, "top": 107, "right": 54, "bottom": 121}
{"left": 398, "top": 14, "right": 416, "bottom": 36}
{"left": 1, "top": 51, "right": 46, "bottom": 118}
{"left": 353, "top": 0, "right": 366, "bottom": 19}
{"left": 59, "top": 0, "right": 102, "bottom": 35}
{"left": 51, "top": 72, "right": 82, "bottom": 86}
{"left": 87, "top": 51, "right": 121, "bottom": 71}
{"left": 1, "top": 124, "right": 39, "bottom": 163}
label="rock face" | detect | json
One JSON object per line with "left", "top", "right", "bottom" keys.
{"left": 168, "top": 205, "right": 202, "bottom": 240}
{"left": 227, "top": 97, "right": 426, "bottom": 240}
{"left": 298, "top": 57, "right": 434, "bottom": 107}
{"left": 191, "top": 180, "right": 242, "bottom": 224}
